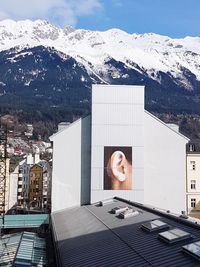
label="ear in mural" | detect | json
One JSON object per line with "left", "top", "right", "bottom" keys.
{"left": 104, "top": 146, "right": 132, "bottom": 190}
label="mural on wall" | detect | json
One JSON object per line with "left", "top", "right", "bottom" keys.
{"left": 104, "top": 146, "right": 132, "bottom": 190}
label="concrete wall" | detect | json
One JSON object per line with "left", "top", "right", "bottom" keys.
{"left": 144, "top": 111, "right": 188, "bottom": 214}
{"left": 50, "top": 116, "right": 91, "bottom": 212}
{"left": 91, "top": 85, "right": 145, "bottom": 203}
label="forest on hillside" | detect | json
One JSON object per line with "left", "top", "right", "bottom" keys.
{"left": 1, "top": 106, "right": 200, "bottom": 145}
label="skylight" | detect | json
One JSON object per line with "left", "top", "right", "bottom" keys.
{"left": 158, "top": 228, "right": 192, "bottom": 244}
{"left": 182, "top": 241, "right": 200, "bottom": 260}
{"left": 141, "top": 219, "right": 170, "bottom": 232}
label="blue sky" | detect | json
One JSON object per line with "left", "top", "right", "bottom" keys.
{"left": 0, "top": 0, "right": 199, "bottom": 37}
{"left": 77, "top": 0, "right": 200, "bottom": 37}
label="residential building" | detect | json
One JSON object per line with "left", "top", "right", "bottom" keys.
{"left": 186, "top": 145, "right": 200, "bottom": 218}
{"left": 38, "top": 160, "right": 52, "bottom": 211}
{"left": 8, "top": 165, "right": 19, "bottom": 209}
{"left": 17, "top": 154, "right": 33, "bottom": 206}
{"left": 29, "top": 164, "right": 43, "bottom": 209}
{"left": 29, "top": 160, "right": 51, "bottom": 210}
{"left": 0, "top": 158, "right": 10, "bottom": 213}
{"left": 50, "top": 85, "right": 189, "bottom": 215}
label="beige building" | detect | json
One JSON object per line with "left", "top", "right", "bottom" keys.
{"left": 29, "top": 161, "right": 51, "bottom": 211}
{"left": 186, "top": 150, "right": 200, "bottom": 218}
{"left": 29, "top": 164, "right": 43, "bottom": 209}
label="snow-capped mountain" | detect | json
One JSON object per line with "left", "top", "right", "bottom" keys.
{"left": 0, "top": 19, "right": 200, "bottom": 114}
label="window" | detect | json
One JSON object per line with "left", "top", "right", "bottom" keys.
{"left": 191, "top": 180, "right": 196, "bottom": 190}
{"left": 190, "top": 161, "right": 196, "bottom": 170}
{"left": 191, "top": 198, "right": 196, "bottom": 208}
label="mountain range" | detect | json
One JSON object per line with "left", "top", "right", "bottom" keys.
{"left": 0, "top": 19, "right": 200, "bottom": 119}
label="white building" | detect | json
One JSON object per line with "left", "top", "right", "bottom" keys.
{"left": 0, "top": 158, "right": 10, "bottom": 213}
{"left": 37, "top": 160, "right": 52, "bottom": 210}
{"left": 17, "top": 152, "right": 41, "bottom": 206}
{"left": 50, "top": 85, "right": 189, "bottom": 214}
{"left": 50, "top": 116, "right": 91, "bottom": 211}
{"left": 186, "top": 150, "right": 200, "bottom": 217}
{"left": 8, "top": 165, "right": 19, "bottom": 209}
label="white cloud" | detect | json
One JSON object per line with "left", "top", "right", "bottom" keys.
{"left": 0, "top": 0, "right": 102, "bottom": 27}
{"left": 0, "top": 10, "right": 9, "bottom": 20}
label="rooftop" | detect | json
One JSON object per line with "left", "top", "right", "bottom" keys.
{"left": 51, "top": 197, "right": 200, "bottom": 267}
{"left": 0, "top": 231, "right": 46, "bottom": 266}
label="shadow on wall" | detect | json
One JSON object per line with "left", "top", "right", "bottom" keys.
{"left": 80, "top": 116, "right": 91, "bottom": 205}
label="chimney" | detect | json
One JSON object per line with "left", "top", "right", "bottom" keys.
{"left": 189, "top": 144, "right": 195, "bottom": 152}
{"left": 26, "top": 153, "right": 33, "bottom": 165}
{"left": 58, "top": 122, "right": 71, "bottom": 132}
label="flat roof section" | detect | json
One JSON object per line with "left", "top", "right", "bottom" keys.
{"left": 0, "top": 214, "right": 49, "bottom": 229}
{"left": 51, "top": 198, "right": 200, "bottom": 267}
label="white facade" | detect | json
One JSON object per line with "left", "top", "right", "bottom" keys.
{"left": 50, "top": 116, "right": 91, "bottom": 212}
{"left": 18, "top": 159, "right": 30, "bottom": 203}
{"left": 186, "top": 153, "right": 200, "bottom": 216}
{"left": 144, "top": 111, "right": 188, "bottom": 214}
{"left": 8, "top": 165, "right": 19, "bottom": 209}
{"left": 50, "top": 84, "right": 189, "bottom": 215}
{"left": 91, "top": 85, "right": 145, "bottom": 203}
{"left": 37, "top": 160, "right": 52, "bottom": 210}
{"left": 1, "top": 158, "right": 10, "bottom": 213}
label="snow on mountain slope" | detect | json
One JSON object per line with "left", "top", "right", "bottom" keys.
{"left": 0, "top": 19, "right": 200, "bottom": 88}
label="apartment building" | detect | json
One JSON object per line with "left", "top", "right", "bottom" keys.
{"left": 29, "top": 164, "right": 43, "bottom": 209}
{"left": 29, "top": 161, "right": 51, "bottom": 210}
{"left": 186, "top": 145, "right": 200, "bottom": 218}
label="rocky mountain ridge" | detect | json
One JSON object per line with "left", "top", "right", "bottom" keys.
{"left": 0, "top": 19, "right": 200, "bottom": 117}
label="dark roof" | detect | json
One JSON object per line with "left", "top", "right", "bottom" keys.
{"left": 51, "top": 198, "right": 200, "bottom": 267}
{"left": 186, "top": 142, "right": 200, "bottom": 153}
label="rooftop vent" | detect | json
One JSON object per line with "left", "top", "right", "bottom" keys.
{"left": 119, "top": 208, "right": 139, "bottom": 219}
{"left": 111, "top": 206, "right": 130, "bottom": 215}
{"left": 189, "top": 143, "right": 195, "bottom": 152}
{"left": 179, "top": 211, "right": 188, "bottom": 219}
{"left": 99, "top": 199, "right": 116, "bottom": 206}
{"left": 141, "top": 219, "right": 170, "bottom": 233}
{"left": 182, "top": 241, "right": 200, "bottom": 261}
{"left": 158, "top": 228, "right": 192, "bottom": 244}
